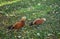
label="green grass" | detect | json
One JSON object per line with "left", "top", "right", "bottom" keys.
{"left": 0, "top": 0, "right": 60, "bottom": 39}
{"left": 0, "top": 0, "right": 21, "bottom": 6}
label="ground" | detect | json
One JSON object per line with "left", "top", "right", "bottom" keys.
{"left": 0, "top": 0, "right": 60, "bottom": 39}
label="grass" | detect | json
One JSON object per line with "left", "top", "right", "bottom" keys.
{"left": 0, "top": 0, "right": 21, "bottom": 6}
{"left": 0, "top": 0, "right": 60, "bottom": 39}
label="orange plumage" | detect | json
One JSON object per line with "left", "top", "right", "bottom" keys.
{"left": 8, "top": 16, "right": 26, "bottom": 30}
{"left": 29, "top": 18, "right": 46, "bottom": 26}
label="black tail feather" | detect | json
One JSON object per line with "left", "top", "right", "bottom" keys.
{"left": 7, "top": 25, "right": 14, "bottom": 30}
{"left": 29, "top": 22, "right": 33, "bottom": 26}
